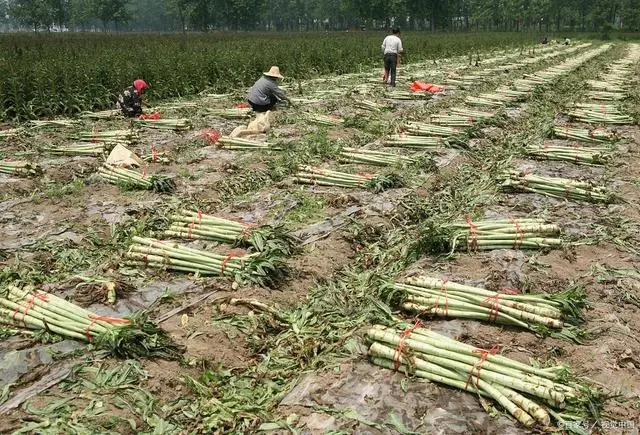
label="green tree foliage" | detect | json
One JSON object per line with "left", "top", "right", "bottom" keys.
{"left": 2, "top": 0, "right": 640, "bottom": 31}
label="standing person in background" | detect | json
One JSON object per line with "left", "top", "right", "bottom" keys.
{"left": 117, "top": 79, "right": 147, "bottom": 117}
{"left": 381, "top": 28, "right": 403, "bottom": 87}
{"left": 247, "top": 66, "right": 292, "bottom": 112}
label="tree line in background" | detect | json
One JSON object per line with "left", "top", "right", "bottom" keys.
{"left": 0, "top": 0, "right": 639, "bottom": 33}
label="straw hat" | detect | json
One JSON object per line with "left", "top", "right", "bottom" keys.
{"left": 263, "top": 66, "right": 284, "bottom": 79}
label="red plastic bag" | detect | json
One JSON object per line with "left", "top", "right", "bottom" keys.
{"left": 140, "top": 112, "right": 161, "bottom": 120}
{"left": 410, "top": 81, "right": 444, "bottom": 93}
{"left": 200, "top": 128, "right": 221, "bottom": 144}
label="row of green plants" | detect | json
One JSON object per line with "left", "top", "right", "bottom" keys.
{"left": 0, "top": 31, "right": 538, "bottom": 120}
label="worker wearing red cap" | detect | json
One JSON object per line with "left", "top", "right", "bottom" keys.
{"left": 117, "top": 79, "right": 148, "bottom": 117}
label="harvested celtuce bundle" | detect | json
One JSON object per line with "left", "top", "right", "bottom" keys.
{"left": 74, "top": 129, "right": 138, "bottom": 146}
{"left": 339, "top": 147, "right": 414, "bottom": 166}
{"left": 449, "top": 107, "right": 496, "bottom": 120}
{"left": 367, "top": 324, "right": 602, "bottom": 428}
{"left": 134, "top": 118, "right": 192, "bottom": 131}
{"left": 293, "top": 165, "right": 403, "bottom": 192}
{"left": 206, "top": 107, "right": 252, "bottom": 119}
{"left": 405, "top": 122, "right": 460, "bottom": 137}
{"left": 566, "top": 108, "right": 633, "bottom": 125}
{"left": 124, "top": 237, "right": 289, "bottom": 288}
{"left": 586, "top": 91, "right": 626, "bottom": 101}
{"left": 422, "top": 217, "right": 562, "bottom": 254}
{"left": 79, "top": 109, "right": 121, "bottom": 119}
{"left": 465, "top": 96, "right": 505, "bottom": 107}
{"left": 306, "top": 114, "right": 344, "bottom": 127}
{"left": 0, "top": 285, "right": 183, "bottom": 360}
{"left": 430, "top": 114, "right": 477, "bottom": 127}
{"left": 552, "top": 125, "right": 617, "bottom": 143}
{"left": 384, "top": 134, "right": 445, "bottom": 149}
{"left": 0, "top": 161, "right": 42, "bottom": 176}
{"left": 394, "top": 276, "right": 588, "bottom": 342}
{"left": 354, "top": 100, "right": 385, "bottom": 112}
{"left": 97, "top": 164, "right": 175, "bottom": 193}
{"left": 29, "top": 119, "right": 81, "bottom": 129}
{"left": 0, "top": 128, "right": 23, "bottom": 139}
{"left": 165, "top": 210, "right": 298, "bottom": 256}
{"left": 500, "top": 169, "right": 616, "bottom": 203}
{"left": 44, "top": 143, "right": 105, "bottom": 156}
{"left": 525, "top": 143, "right": 612, "bottom": 165}
{"left": 217, "top": 136, "right": 277, "bottom": 150}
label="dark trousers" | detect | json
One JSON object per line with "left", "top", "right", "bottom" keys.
{"left": 383, "top": 53, "right": 398, "bottom": 87}
{"left": 249, "top": 97, "right": 277, "bottom": 113}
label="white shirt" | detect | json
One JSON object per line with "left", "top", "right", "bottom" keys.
{"left": 381, "top": 35, "right": 403, "bottom": 55}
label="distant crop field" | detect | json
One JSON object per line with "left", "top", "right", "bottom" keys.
{"left": 0, "top": 31, "right": 539, "bottom": 120}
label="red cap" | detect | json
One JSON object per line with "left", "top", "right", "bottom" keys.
{"left": 134, "top": 79, "right": 148, "bottom": 94}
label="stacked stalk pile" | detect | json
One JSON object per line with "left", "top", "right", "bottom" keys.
{"left": 29, "top": 120, "right": 80, "bottom": 129}
{"left": 465, "top": 96, "right": 505, "bottom": 108}
{"left": 74, "top": 130, "right": 138, "bottom": 146}
{"left": 425, "top": 218, "right": 562, "bottom": 254}
{"left": 306, "top": 114, "right": 344, "bottom": 127}
{"left": 165, "top": 210, "right": 297, "bottom": 256}
{"left": 394, "top": 276, "right": 587, "bottom": 341}
{"left": 217, "top": 136, "right": 277, "bottom": 150}
{"left": 80, "top": 109, "right": 120, "bottom": 119}
{"left": 293, "top": 165, "right": 403, "bottom": 191}
{"left": 586, "top": 91, "right": 626, "bottom": 101}
{"left": 134, "top": 118, "right": 192, "bottom": 131}
{"left": 525, "top": 144, "right": 611, "bottom": 165}
{"left": 0, "top": 161, "right": 42, "bottom": 176}
{"left": 500, "top": 169, "right": 615, "bottom": 203}
{"left": 405, "top": 123, "right": 460, "bottom": 137}
{"left": 567, "top": 108, "right": 633, "bottom": 125}
{"left": 207, "top": 107, "right": 252, "bottom": 119}
{"left": 449, "top": 107, "right": 496, "bottom": 120}
{"left": 354, "top": 100, "right": 385, "bottom": 112}
{"left": 384, "top": 134, "right": 445, "bottom": 149}
{"left": 430, "top": 114, "right": 477, "bottom": 127}
{"left": 552, "top": 125, "right": 617, "bottom": 143}
{"left": 97, "top": 164, "right": 175, "bottom": 193}
{"left": 44, "top": 143, "right": 105, "bottom": 156}
{"left": 0, "top": 285, "right": 183, "bottom": 359}
{"left": 339, "top": 147, "right": 414, "bottom": 166}
{"left": 125, "top": 237, "right": 288, "bottom": 288}
{"left": 367, "top": 324, "right": 601, "bottom": 428}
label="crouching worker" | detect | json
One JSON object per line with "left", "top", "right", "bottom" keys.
{"left": 117, "top": 79, "right": 148, "bottom": 117}
{"left": 247, "top": 66, "right": 292, "bottom": 112}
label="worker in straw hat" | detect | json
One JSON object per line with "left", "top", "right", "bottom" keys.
{"left": 117, "top": 79, "right": 148, "bottom": 117}
{"left": 247, "top": 66, "right": 293, "bottom": 112}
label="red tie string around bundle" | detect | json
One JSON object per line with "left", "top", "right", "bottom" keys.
{"left": 465, "top": 215, "right": 478, "bottom": 251}
{"left": 509, "top": 216, "right": 524, "bottom": 250}
{"left": 393, "top": 320, "right": 423, "bottom": 370}
{"left": 433, "top": 278, "right": 450, "bottom": 316}
{"left": 13, "top": 291, "right": 49, "bottom": 326}
{"left": 465, "top": 344, "right": 501, "bottom": 391}
{"left": 220, "top": 254, "right": 241, "bottom": 274}
{"left": 84, "top": 315, "right": 131, "bottom": 343}
{"left": 481, "top": 293, "right": 501, "bottom": 322}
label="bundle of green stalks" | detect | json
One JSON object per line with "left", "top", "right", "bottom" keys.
{"left": 74, "top": 130, "right": 138, "bottom": 145}
{"left": 393, "top": 276, "right": 588, "bottom": 342}
{"left": 586, "top": 80, "right": 623, "bottom": 92}
{"left": 29, "top": 119, "right": 81, "bottom": 129}
{"left": 525, "top": 144, "right": 611, "bottom": 165}
{"left": 367, "top": 324, "right": 602, "bottom": 429}
{"left": 424, "top": 218, "right": 562, "bottom": 253}
{"left": 354, "top": 100, "right": 385, "bottom": 112}
{"left": 157, "top": 102, "right": 198, "bottom": 110}
{"left": 79, "top": 109, "right": 121, "bottom": 119}
{"left": 586, "top": 91, "right": 626, "bottom": 101}
{"left": 44, "top": 143, "right": 105, "bottom": 156}
{"left": 0, "top": 161, "right": 42, "bottom": 176}
{"left": 430, "top": 114, "right": 477, "bottom": 127}
{"left": 306, "top": 114, "right": 344, "bottom": 127}
{"left": 97, "top": 164, "right": 176, "bottom": 193}
{"left": 405, "top": 122, "right": 460, "bottom": 137}
{"left": 572, "top": 103, "right": 622, "bottom": 113}
{"left": 134, "top": 118, "right": 192, "bottom": 131}
{"left": 384, "top": 134, "right": 445, "bottom": 149}
{"left": 387, "top": 89, "right": 426, "bottom": 100}
{"left": 449, "top": 107, "right": 496, "bottom": 120}
{"left": 494, "top": 88, "right": 530, "bottom": 101}
{"left": 165, "top": 210, "right": 298, "bottom": 256}
{"left": 552, "top": 125, "right": 617, "bottom": 143}
{"left": 217, "top": 136, "right": 278, "bottom": 151}
{"left": 0, "top": 285, "right": 183, "bottom": 359}
{"left": 465, "top": 96, "right": 505, "bottom": 108}
{"left": 339, "top": 147, "right": 414, "bottom": 166}
{"left": 500, "top": 169, "right": 616, "bottom": 203}
{"left": 293, "top": 165, "right": 403, "bottom": 192}
{"left": 125, "top": 237, "right": 288, "bottom": 288}
{"left": 0, "top": 128, "right": 23, "bottom": 138}
{"left": 206, "top": 107, "right": 253, "bottom": 119}
{"left": 567, "top": 108, "right": 633, "bottom": 124}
